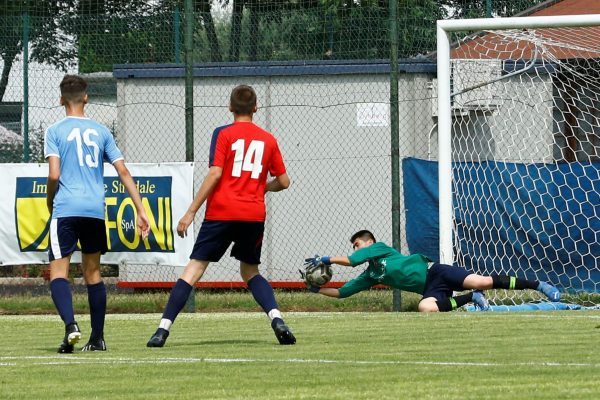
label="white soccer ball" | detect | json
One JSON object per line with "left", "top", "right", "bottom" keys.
{"left": 306, "top": 264, "right": 333, "bottom": 286}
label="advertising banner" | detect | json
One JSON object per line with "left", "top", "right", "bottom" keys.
{"left": 0, "top": 162, "right": 194, "bottom": 266}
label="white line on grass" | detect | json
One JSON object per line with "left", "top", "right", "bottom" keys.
{"left": 1, "top": 355, "right": 599, "bottom": 368}
{"left": 3, "top": 312, "right": 600, "bottom": 323}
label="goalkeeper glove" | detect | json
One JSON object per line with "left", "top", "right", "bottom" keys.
{"left": 298, "top": 269, "right": 321, "bottom": 293}
{"left": 303, "top": 255, "right": 331, "bottom": 268}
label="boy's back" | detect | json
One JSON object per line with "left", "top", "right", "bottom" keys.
{"left": 206, "top": 121, "right": 286, "bottom": 222}
{"left": 44, "top": 116, "right": 123, "bottom": 220}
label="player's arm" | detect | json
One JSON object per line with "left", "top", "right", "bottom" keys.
{"left": 265, "top": 172, "right": 290, "bottom": 193}
{"left": 177, "top": 166, "right": 223, "bottom": 238}
{"left": 266, "top": 140, "right": 288, "bottom": 193}
{"left": 301, "top": 255, "right": 365, "bottom": 297}
{"left": 46, "top": 156, "right": 60, "bottom": 214}
{"left": 113, "top": 160, "right": 149, "bottom": 239}
{"left": 330, "top": 256, "right": 352, "bottom": 266}
{"left": 305, "top": 244, "right": 396, "bottom": 269}
{"left": 314, "top": 273, "right": 376, "bottom": 298}
{"left": 315, "top": 287, "right": 341, "bottom": 298}
{"left": 305, "top": 255, "right": 353, "bottom": 268}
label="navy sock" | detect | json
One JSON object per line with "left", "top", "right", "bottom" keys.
{"left": 50, "top": 278, "right": 75, "bottom": 326}
{"left": 162, "top": 279, "right": 193, "bottom": 323}
{"left": 87, "top": 281, "right": 106, "bottom": 341}
{"left": 247, "top": 274, "right": 279, "bottom": 315}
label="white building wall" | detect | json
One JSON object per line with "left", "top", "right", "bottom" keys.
{"left": 115, "top": 70, "right": 435, "bottom": 282}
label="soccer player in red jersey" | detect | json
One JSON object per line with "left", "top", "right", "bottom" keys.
{"left": 147, "top": 85, "right": 295, "bottom": 347}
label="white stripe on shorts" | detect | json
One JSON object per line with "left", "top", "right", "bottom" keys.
{"left": 50, "top": 219, "right": 62, "bottom": 260}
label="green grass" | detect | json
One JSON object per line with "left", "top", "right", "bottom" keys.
{"left": 0, "top": 289, "right": 423, "bottom": 314}
{"left": 2, "top": 312, "right": 600, "bottom": 399}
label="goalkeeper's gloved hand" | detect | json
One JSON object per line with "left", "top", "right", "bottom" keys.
{"left": 298, "top": 269, "right": 321, "bottom": 293}
{"left": 303, "top": 255, "right": 331, "bottom": 268}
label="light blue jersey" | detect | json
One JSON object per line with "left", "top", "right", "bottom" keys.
{"left": 44, "top": 116, "right": 123, "bottom": 219}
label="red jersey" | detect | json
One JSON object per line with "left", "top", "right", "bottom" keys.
{"left": 205, "top": 121, "right": 286, "bottom": 221}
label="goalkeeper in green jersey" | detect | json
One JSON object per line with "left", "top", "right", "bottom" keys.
{"left": 303, "top": 230, "right": 560, "bottom": 312}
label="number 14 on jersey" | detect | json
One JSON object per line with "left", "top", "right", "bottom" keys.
{"left": 231, "top": 139, "right": 264, "bottom": 179}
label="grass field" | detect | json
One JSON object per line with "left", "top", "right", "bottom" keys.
{"left": 2, "top": 311, "right": 600, "bottom": 399}
{"left": 0, "top": 289, "right": 423, "bottom": 314}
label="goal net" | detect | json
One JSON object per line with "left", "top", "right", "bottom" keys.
{"left": 436, "top": 15, "right": 600, "bottom": 305}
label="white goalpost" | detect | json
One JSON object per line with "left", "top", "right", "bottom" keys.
{"left": 436, "top": 14, "right": 600, "bottom": 304}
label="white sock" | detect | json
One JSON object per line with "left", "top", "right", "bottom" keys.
{"left": 158, "top": 318, "right": 172, "bottom": 331}
{"left": 267, "top": 309, "right": 282, "bottom": 321}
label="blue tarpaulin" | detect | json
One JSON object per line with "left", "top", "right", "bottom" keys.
{"left": 402, "top": 157, "right": 600, "bottom": 293}
{"left": 465, "top": 302, "right": 600, "bottom": 312}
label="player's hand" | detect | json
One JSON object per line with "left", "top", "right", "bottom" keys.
{"left": 137, "top": 211, "right": 150, "bottom": 240}
{"left": 298, "top": 269, "right": 320, "bottom": 293}
{"left": 303, "top": 255, "right": 331, "bottom": 268}
{"left": 177, "top": 211, "right": 195, "bottom": 238}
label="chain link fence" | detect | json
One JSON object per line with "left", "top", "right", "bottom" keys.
{"left": 0, "top": 0, "right": 552, "bottom": 303}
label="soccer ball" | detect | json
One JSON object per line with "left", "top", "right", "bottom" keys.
{"left": 305, "top": 264, "right": 333, "bottom": 286}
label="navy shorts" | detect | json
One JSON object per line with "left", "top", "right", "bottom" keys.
{"left": 49, "top": 217, "right": 107, "bottom": 261}
{"left": 190, "top": 220, "right": 264, "bottom": 264}
{"left": 422, "top": 263, "right": 472, "bottom": 301}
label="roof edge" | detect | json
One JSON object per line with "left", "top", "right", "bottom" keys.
{"left": 113, "top": 59, "right": 437, "bottom": 79}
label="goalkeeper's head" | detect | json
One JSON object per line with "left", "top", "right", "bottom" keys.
{"left": 229, "top": 84, "right": 257, "bottom": 116}
{"left": 60, "top": 75, "right": 88, "bottom": 107}
{"left": 350, "top": 230, "right": 376, "bottom": 250}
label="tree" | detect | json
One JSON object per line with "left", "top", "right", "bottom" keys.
{"left": 69, "top": 0, "right": 176, "bottom": 73}
{"left": 0, "top": 1, "right": 76, "bottom": 102}
{"left": 195, "top": 0, "right": 222, "bottom": 62}
{"left": 440, "top": 0, "right": 550, "bottom": 19}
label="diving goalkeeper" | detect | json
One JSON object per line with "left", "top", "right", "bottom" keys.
{"left": 303, "top": 230, "right": 560, "bottom": 312}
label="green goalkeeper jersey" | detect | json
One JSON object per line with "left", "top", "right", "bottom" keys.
{"left": 338, "top": 242, "right": 430, "bottom": 298}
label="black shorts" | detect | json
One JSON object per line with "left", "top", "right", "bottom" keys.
{"left": 49, "top": 217, "right": 107, "bottom": 261}
{"left": 422, "top": 263, "right": 471, "bottom": 302}
{"left": 190, "top": 220, "right": 264, "bottom": 264}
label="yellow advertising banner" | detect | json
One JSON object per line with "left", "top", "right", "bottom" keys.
{"left": 1, "top": 163, "right": 194, "bottom": 266}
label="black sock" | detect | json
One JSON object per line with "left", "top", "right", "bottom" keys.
{"left": 436, "top": 292, "right": 474, "bottom": 312}
{"left": 453, "top": 293, "right": 475, "bottom": 308}
{"left": 492, "top": 274, "right": 538, "bottom": 290}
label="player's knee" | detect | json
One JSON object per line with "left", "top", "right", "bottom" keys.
{"left": 240, "top": 263, "right": 260, "bottom": 283}
{"left": 83, "top": 270, "right": 102, "bottom": 285}
{"left": 182, "top": 259, "right": 209, "bottom": 283}
{"left": 418, "top": 299, "right": 439, "bottom": 312}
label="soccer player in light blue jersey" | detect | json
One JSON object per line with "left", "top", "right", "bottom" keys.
{"left": 303, "top": 230, "right": 560, "bottom": 312}
{"left": 45, "top": 75, "right": 149, "bottom": 353}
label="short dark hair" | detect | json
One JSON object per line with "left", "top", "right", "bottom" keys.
{"left": 230, "top": 85, "right": 257, "bottom": 115}
{"left": 60, "top": 75, "right": 87, "bottom": 104}
{"left": 350, "top": 230, "right": 376, "bottom": 243}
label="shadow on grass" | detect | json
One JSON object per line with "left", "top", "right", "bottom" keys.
{"left": 159, "top": 339, "right": 267, "bottom": 347}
